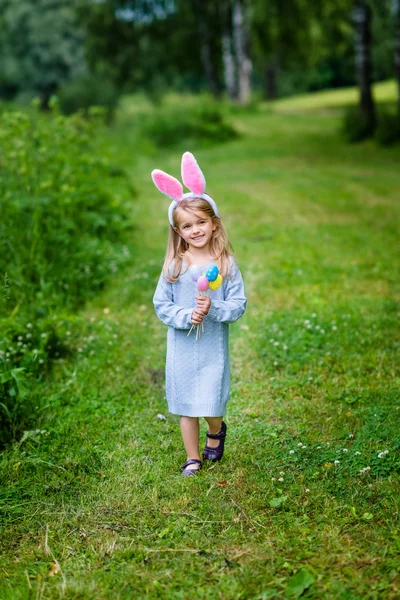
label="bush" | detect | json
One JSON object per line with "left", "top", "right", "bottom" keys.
{"left": 342, "top": 105, "right": 375, "bottom": 142}
{"left": 375, "top": 109, "right": 400, "bottom": 146}
{"left": 138, "top": 103, "right": 238, "bottom": 147}
{"left": 0, "top": 105, "right": 133, "bottom": 446}
{"left": 58, "top": 75, "right": 120, "bottom": 123}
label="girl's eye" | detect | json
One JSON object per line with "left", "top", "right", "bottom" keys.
{"left": 183, "top": 225, "right": 190, "bottom": 229}
{"left": 199, "top": 221, "right": 205, "bottom": 224}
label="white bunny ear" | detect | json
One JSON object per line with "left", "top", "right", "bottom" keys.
{"left": 151, "top": 169, "right": 183, "bottom": 201}
{"left": 181, "top": 152, "right": 206, "bottom": 195}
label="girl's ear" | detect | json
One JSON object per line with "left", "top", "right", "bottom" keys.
{"left": 181, "top": 152, "right": 206, "bottom": 195}
{"left": 151, "top": 169, "right": 183, "bottom": 201}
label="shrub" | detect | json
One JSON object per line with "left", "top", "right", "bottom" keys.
{"left": 58, "top": 75, "right": 120, "bottom": 123}
{"left": 342, "top": 105, "right": 375, "bottom": 142}
{"left": 0, "top": 105, "right": 133, "bottom": 446}
{"left": 138, "top": 103, "right": 238, "bottom": 147}
{"left": 375, "top": 109, "right": 400, "bottom": 146}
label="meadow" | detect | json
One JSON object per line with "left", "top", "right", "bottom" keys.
{"left": 0, "top": 82, "right": 399, "bottom": 599}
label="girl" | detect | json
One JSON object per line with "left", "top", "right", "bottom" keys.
{"left": 152, "top": 152, "right": 247, "bottom": 476}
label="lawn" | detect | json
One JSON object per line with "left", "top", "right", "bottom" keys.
{"left": 1, "top": 83, "right": 400, "bottom": 599}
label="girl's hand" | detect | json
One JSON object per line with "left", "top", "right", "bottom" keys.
{"left": 196, "top": 295, "right": 211, "bottom": 315}
{"left": 191, "top": 308, "right": 204, "bottom": 324}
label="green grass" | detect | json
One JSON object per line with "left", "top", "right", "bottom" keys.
{"left": 1, "top": 82, "right": 400, "bottom": 599}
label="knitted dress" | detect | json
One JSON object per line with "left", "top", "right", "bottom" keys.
{"left": 153, "top": 258, "right": 247, "bottom": 417}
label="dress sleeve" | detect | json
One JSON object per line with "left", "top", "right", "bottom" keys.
{"left": 205, "top": 259, "right": 247, "bottom": 324}
{"left": 153, "top": 273, "right": 193, "bottom": 330}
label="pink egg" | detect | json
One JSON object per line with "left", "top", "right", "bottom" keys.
{"left": 196, "top": 275, "right": 209, "bottom": 292}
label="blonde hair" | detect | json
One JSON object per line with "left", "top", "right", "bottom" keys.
{"left": 162, "top": 198, "right": 233, "bottom": 283}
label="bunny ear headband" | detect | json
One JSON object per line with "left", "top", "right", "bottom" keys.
{"left": 151, "top": 152, "right": 219, "bottom": 226}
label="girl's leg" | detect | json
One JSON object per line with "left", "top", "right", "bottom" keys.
{"left": 180, "top": 416, "right": 201, "bottom": 470}
{"left": 204, "top": 417, "right": 223, "bottom": 448}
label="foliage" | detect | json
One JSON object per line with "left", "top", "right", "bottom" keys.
{"left": 375, "top": 109, "right": 400, "bottom": 145}
{"left": 0, "top": 0, "right": 86, "bottom": 106}
{"left": 0, "top": 103, "right": 133, "bottom": 446}
{"left": 137, "top": 102, "right": 238, "bottom": 147}
{"left": 58, "top": 74, "right": 120, "bottom": 123}
{"left": 342, "top": 104, "right": 376, "bottom": 142}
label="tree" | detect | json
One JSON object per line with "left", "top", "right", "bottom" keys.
{"left": 232, "top": 0, "right": 252, "bottom": 104}
{"left": 353, "top": 0, "right": 375, "bottom": 131}
{"left": 0, "top": 0, "right": 85, "bottom": 106}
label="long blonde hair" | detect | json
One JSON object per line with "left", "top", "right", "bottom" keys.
{"left": 162, "top": 198, "right": 233, "bottom": 283}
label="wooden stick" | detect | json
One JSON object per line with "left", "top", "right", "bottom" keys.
{"left": 187, "top": 324, "right": 195, "bottom": 337}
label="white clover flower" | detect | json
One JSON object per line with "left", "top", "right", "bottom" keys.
{"left": 315, "top": 325, "right": 320, "bottom": 330}
{"left": 26, "top": 323, "right": 32, "bottom": 328}
{"left": 66, "top": 331, "right": 71, "bottom": 336}
{"left": 320, "top": 329, "right": 325, "bottom": 334}
{"left": 274, "top": 341, "right": 279, "bottom": 346}
{"left": 334, "top": 460, "right": 340, "bottom": 465}
{"left": 302, "top": 445, "right": 307, "bottom": 449}
{"left": 311, "top": 313, "right": 317, "bottom": 318}
{"left": 26, "top": 333, "right": 32, "bottom": 338}
{"left": 78, "top": 348, "right": 83, "bottom": 353}
{"left": 297, "top": 442, "right": 303, "bottom": 447}
{"left": 280, "top": 471, "right": 285, "bottom": 476}
{"left": 283, "top": 345, "right": 288, "bottom": 350}
{"left": 274, "top": 361, "right": 278, "bottom": 366}
{"left": 18, "top": 336, "right": 23, "bottom": 341}
{"left": 289, "top": 450, "right": 295, "bottom": 454}
{"left": 316, "top": 446, "right": 321, "bottom": 449}
{"left": 41, "top": 333, "right": 47, "bottom": 338}
{"left": 305, "top": 488, "right": 310, "bottom": 493}
{"left": 342, "top": 449, "right": 349, "bottom": 453}
{"left": 332, "top": 326, "right": 337, "bottom": 330}
{"left": 355, "top": 451, "right": 361, "bottom": 456}
{"left": 271, "top": 477, "right": 276, "bottom": 481}
{"left": 349, "top": 433, "right": 354, "bottom": 438}
{"left": 269, "top": 339, "right": 274, "bottom": 342}
{"left": 278, "top": 477, "right": 284, "bottom": 482}
{"left": 39, "top": 359, "right": 44, "bottom": 364}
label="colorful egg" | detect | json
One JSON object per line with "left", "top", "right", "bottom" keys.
{"left": 189, "top": 265, "right": 202, "bottom": 281}
{"left": 209, "top": 274, "right": 223, "bottom": 290}
{"left": 196, "top": 275, "right": 209, "bottom": 292}
{"left": 206, "top": 265, "right": 219, "bottom": 282}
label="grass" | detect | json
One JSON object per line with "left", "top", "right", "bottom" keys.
{"left": 1, "top": 81, "right": 400, "bottom": 599}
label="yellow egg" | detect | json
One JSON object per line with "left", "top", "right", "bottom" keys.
{"left": 209, "top": 274, "right": 223, "bottom": 290}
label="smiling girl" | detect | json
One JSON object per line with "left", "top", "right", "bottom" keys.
{"left": 152, "top": 152, "right": 247, "bottom": 476}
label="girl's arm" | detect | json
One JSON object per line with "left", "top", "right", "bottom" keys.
{"left": 153, "top": 274, "right": 193, "bottom": 330}
{"left": 205, "top": 260, "right": 247, "bottom": 324}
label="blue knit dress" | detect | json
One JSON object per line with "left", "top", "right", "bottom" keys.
{"left": 153, "top": 258, "right": 247, "bottom": 417}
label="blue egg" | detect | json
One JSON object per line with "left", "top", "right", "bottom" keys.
{"left": 206, "top": 265, "right": 218, "bottom": 282}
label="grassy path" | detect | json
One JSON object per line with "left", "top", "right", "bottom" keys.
{"left": 1, "top": 89, "right": 400, "bottom": 599}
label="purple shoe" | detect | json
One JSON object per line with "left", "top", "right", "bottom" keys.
{"left": 181, "top": 459, "right": 202, "bottom": 476}
{"left": 202, "top": 421, "right": 227, "bottom": 462}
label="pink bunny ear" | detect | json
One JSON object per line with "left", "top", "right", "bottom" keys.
{"left": 151, "top": 169, "right": 183, "bottom": 201}
{"left": 181, "top": 152, "right": 206, "bottom": 195}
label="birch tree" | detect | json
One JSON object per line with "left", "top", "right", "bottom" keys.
{"left": 232, "top": 0, "right": 252, "bottom": 105}
{"left": 353, "top": 0, "right": 375, "bottom": 130}
{"left": 219, "top": 0, "right": 237, "bottom": 100}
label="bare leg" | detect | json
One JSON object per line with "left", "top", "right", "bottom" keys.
{"left": 204, "top": 417, "right": 223, "bottom": 448}
{"left": 180, "top": 416, "right": 201, "bottom": 470}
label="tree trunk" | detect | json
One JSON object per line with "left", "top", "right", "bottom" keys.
{"left": 353, "top": 1, "right": 375, "bottom": 129}
{"left": 394, "top": 0, "right": 400, "bottom": 114}
{"left": 264, "top": 59, "right": 278, "bottom": 100}
{"left": 232, "top": 0, "right": 252, "bottom": 105}
{"left": 194, "top": 0, "right": 220, "bottom": 99}
{"left": 219, "top": 0, "right": 237, "bottom": 100}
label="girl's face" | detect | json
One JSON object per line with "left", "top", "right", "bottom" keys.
{"left": 175, "top": 209, "right": 216, "bottom": 252}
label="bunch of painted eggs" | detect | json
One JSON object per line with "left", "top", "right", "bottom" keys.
{"left": 189, "top": 264, "right": 223, "bottom": 292}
